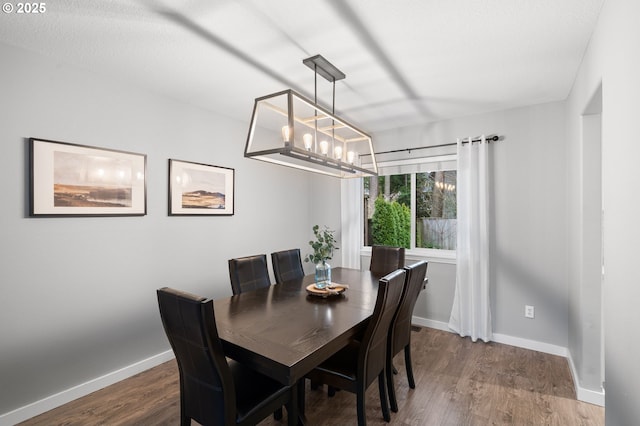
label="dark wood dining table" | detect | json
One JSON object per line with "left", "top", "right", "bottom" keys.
{"left": 213, "top": 267, "right": 381, "bottom": 424}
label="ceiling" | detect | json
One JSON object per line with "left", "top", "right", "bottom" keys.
{"left": 0, "top": 0, "right": 604, "bottom": 134}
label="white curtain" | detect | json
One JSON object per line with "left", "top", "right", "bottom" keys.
{"left": 448, "top": 135, "right": 492, "bottom": 342}
{"left": 340, "top": 178, "right": 362, "bottom": 269}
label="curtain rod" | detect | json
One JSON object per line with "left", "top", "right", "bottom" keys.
{"left": 367, "top": 134, "right": 501, "bottom": 157}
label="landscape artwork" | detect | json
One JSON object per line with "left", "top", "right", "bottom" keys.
{"left": 54, "top": 151, "right": 133, "bottom": 208}
{"left": 169, "top": 159, "right": 234, "bottom": 216}
{"left": 180, "top": 168, "right": 225, "bottom": 209}
{"left": 30, "top": 138, "right": 147, "bottom": 216}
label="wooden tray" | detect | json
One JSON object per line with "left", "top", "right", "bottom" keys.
{"left": 306, "top": 283, "right": 348, "bottom": 298}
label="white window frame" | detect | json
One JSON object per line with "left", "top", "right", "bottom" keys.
{"left": 360, "top": 155, "right": 457, "bottom": 264}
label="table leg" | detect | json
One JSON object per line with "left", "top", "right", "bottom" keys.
{"left": 297, "top": 378, "right": 307, "bottom": 425}
{"left": 287, "top": 381, "right": 298, "bottom": 426}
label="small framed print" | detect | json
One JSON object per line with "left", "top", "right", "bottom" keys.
{"left": 30, "top": 138, "right": 147, "bottom": 217}
{"left": 169, "top": 159, "right": 235, "bottom": 216}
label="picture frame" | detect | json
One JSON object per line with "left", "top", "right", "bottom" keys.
{"left": 29, "top": 138, "right": 147, "bottom": 217}
{"left": 168, "top": 159, "right": 235, "bottom": 216}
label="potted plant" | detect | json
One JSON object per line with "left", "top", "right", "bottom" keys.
{"left": 304, "top": 225, "right": 339, "bottom": 288}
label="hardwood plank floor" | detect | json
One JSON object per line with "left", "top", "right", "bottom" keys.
{"left": 19, "top": 328, "right": 603, "bottom": 426}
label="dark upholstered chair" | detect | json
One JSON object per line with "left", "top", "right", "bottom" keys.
{"left": 228, "top": 254, "right": 270, "bottom": 295}
{"left": 157, "top": 287, "right": 294, "bottom": 426}
{"left": 369, "top": 245, "right": 405, "bottom": 278}
{"left": 271, "top": 249, "right": 304, "bottom": 284}
{"left": 386, "top": 261, "right": 428, "bottom": 412}
{"left": 306, "top": 269, "right": 406, "bottom": 426}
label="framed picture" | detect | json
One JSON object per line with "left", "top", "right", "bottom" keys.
{"left": 30, "top": 138, "right": 147, "bottom": 217}
{"left": 169, "top": 159, "right": 235, "bottom": 216}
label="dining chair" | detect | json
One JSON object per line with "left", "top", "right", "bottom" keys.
{"left": 228, "top": 254, "right": 271, "bottom": 295}
{"left": 369, "top": 245, "right": 405, "bottom": 277}
{"left": 271, "top": 248, "right": 304, "bottom": 284}
{"left": 157, "top": 287, "right": 295, "bottom": 426}
{"left": 306, "top": 269, "right": 406, "bottom": 426}
{"left": 386, "top": 260, "right": 428, "bottom": 412}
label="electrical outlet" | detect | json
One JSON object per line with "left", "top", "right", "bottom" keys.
{"left": 525, "top": 305, "right": 535, "bottom": 319}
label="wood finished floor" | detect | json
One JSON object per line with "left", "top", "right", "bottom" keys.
{"left": 19, "top": 328, "right": 604, "bottom": 426}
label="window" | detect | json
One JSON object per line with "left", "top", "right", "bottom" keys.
{"left": 415, "top": 171, "right": 456, "bottom": 250}
{"left": 363, "top": 159, "right": 456, "bottom": 253}
{"left": 364, "top": 174, "right": 411, "bottom": 247}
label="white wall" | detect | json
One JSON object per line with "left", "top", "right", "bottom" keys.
{"left": 0, "top": 42, "right": 322, "bottom": 417}
{"left": 566, "top": 84, "right": 603, "bottom": 401}
{"left": 566, "top": 0, "right": 640, "bottom": 422}
{"left": 372, "top": 101, "right": 569, "bottom": 347}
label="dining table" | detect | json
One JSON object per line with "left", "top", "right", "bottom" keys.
{"left": 213, "top": 267, "right": 383, "bottom": 424}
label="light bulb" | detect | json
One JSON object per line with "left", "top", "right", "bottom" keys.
{"left": 347, "top": 151, "right": 356, "bottom": 164}
{"left": 303, "top": 133, "right": 313, "bottom": 151}
{"left": 319, "top": 140, "right": 329, "bottom": 155}
{"left": 334, "top": 146, "right": 343, "bottom": 160}
{"left": 281, "top": 126, "right": 291, "bottom": 143}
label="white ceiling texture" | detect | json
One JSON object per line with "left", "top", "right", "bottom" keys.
{"left": 0, "top": 0, "right": 604, "bottom": 134}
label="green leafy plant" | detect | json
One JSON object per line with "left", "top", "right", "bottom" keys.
{"left": 304, "top": 225, "right": 339, "bottom": 264}
{"left": 371, "top": 196, "right": 410, "bottom": 248}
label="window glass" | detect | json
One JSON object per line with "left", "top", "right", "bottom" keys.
{"left": 416, "top": 170, "right": 457, "bottom": 250}
{"left": 363, "top": 174, "right": 411, "bottom": 248}
{"left": 363, "top": 169, "right": 456, "bottom": 251}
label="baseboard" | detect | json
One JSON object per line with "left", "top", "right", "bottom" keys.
{"left": 411, "top": 316, "right": 604, "bottom": 406}
{"left": 0, "top": 350, "right": 175, "bottom": 426}
{"left": 412, "top": 316, "right": 567, "bottom": 356}
{"left": 575, "top": 386, "right": 605, "bottom": 407}
{"left": 491, "top": 332, "right": 567, "bottom": 357}
{"left": 566, "top": 351, "right": 605, "bottom": 406}
{"left": 411, "top": 316, "right": 452, "bottom": 332}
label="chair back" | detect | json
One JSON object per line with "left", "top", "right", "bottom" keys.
{"left": 390, "top": 261, "right": 428, "bottom": 355}
{"left": 359, "top": 268, "right": 406, "bottom": 386}
{"left": 369, "top": 245, "right": 405, "bottom": 277}
{"left": 271, "top": 249, "right": 304, "bottom": 284}
{"left": 228, "top": 254, "right": 270, "bottom": 295}
{"left": 157, "top": 287, "right": 235, "bottom": 426}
